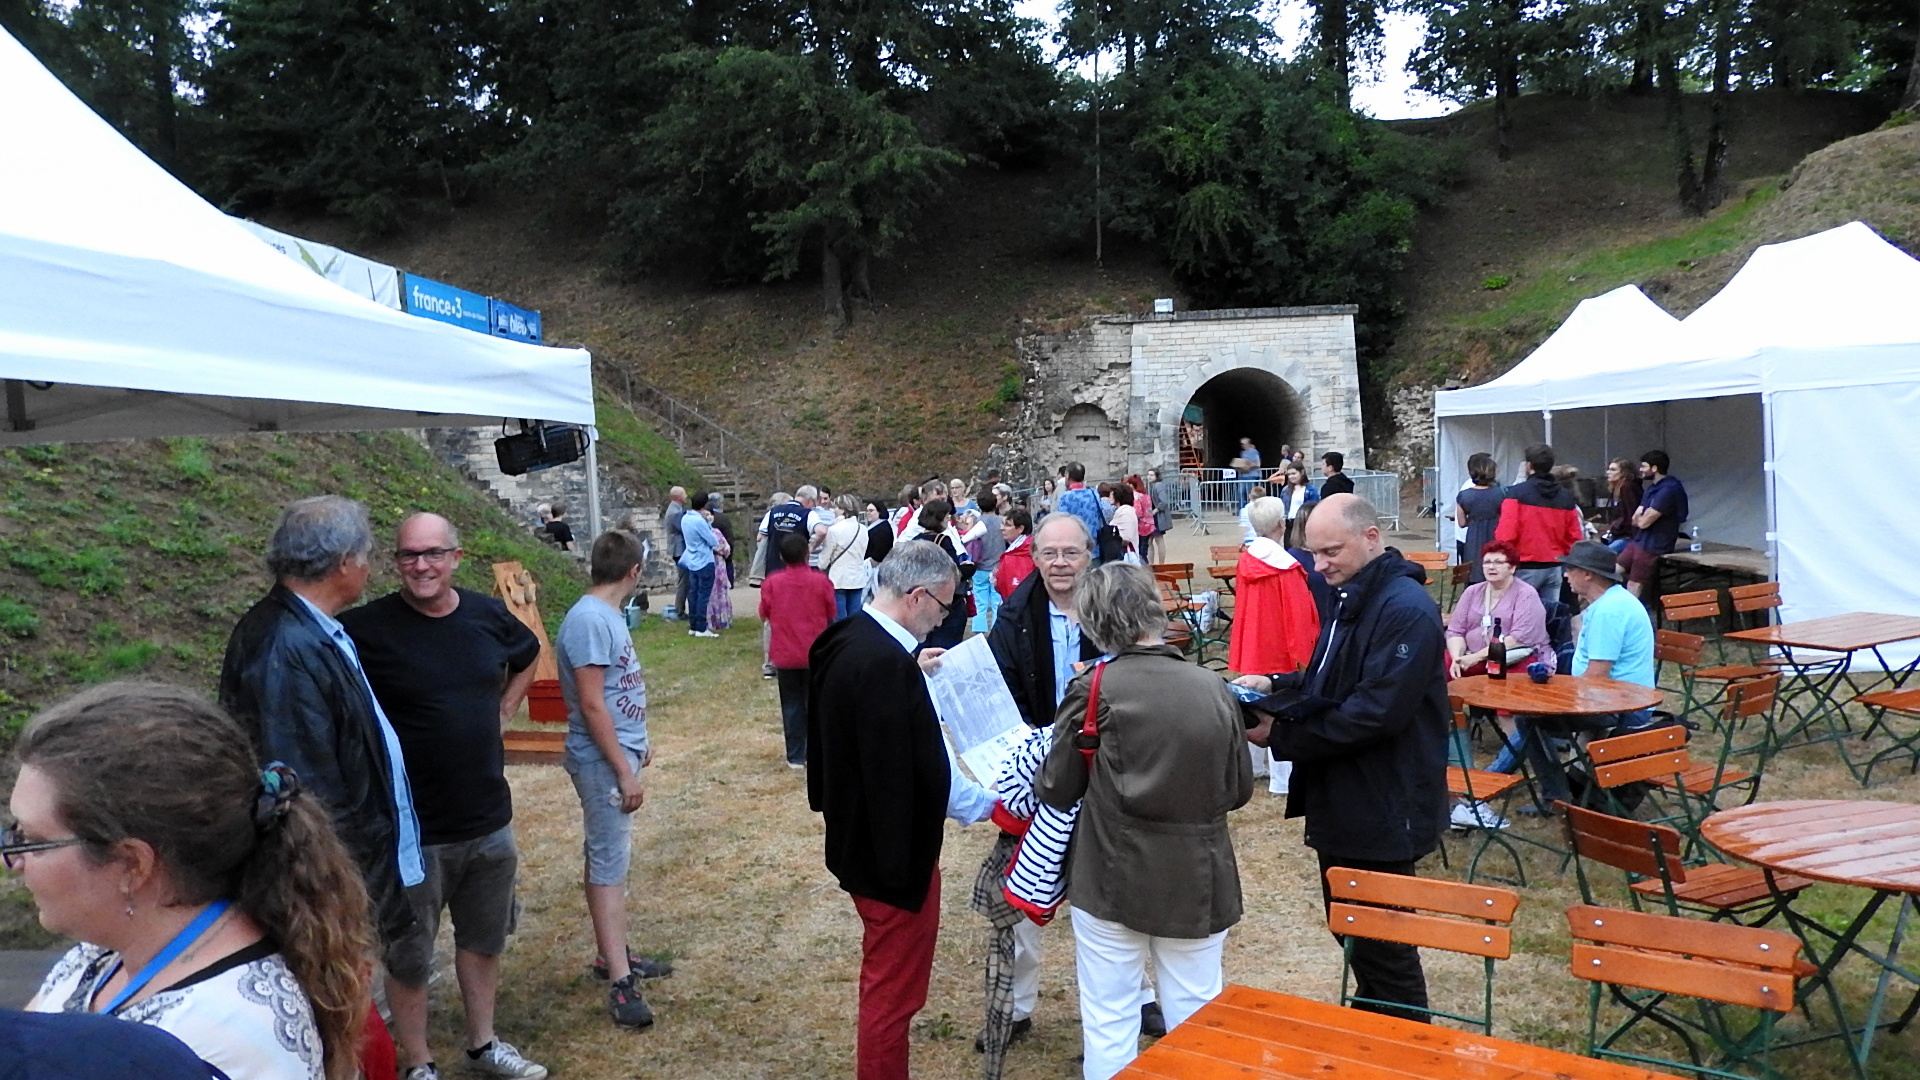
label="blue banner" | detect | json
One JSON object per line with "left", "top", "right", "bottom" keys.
{"left": 403, "top": 273, "right": 490, "bottom": 334}
{"left": 490, "top": 299, "right": 543, "bottom": 344}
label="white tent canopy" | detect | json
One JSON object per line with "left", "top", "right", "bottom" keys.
{"left": 0, "top": 27, "right": 593, "bottom": 446}
{"left": 1434, "top": 222, "right": 1920, "bottom": 651}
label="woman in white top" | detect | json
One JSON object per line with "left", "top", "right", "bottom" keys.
{"left": 19, "top": 681, "right": 374, "bottom": 1080}
{"left": 1102, "top": 482, "right": 1141, "bottom": 560}
{"left": 821, "top": 494, "right": 871, "bottom": 620}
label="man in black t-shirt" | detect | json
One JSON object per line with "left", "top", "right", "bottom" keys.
{"left": 343, "top": 512, "right": 547, "bottom": 1080}
{"left": 543, "top": 502, "right": 576, "bottom": 552}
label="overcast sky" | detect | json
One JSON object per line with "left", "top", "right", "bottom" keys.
{"left": 1013, "top": 0, "right": 1459, "bottom": 121}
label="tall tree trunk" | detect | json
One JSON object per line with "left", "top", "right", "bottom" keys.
{"left": 1628, "top": 1, "right": 1660, "bottom": 94}
{"left": 147, "top": 8, "right": 177, "bottom": 165}
{"left": 1660, "top": 55, "right": 1705, "bottom": 214}
{"left": 1700, "top": 0, "right": 1733, "bottom": 209}
{"left": 1317, "top": 0, "right": 1351, "bottom": 107}
{"left": 821, "top": 242, "right": 847, "bottom": 326}
{"left": 1902, "top": 0, "right": 1920, "bottom": 114}
{"left": 1494, "top": 75, "right": 1513, "bottom": 161}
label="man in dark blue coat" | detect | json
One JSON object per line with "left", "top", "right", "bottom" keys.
{"left": 1236, "top": 493, "right": 1449, "bottom": 1022}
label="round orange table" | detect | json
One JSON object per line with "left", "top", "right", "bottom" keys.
{"left": 1450, "top": 673, "right": 1664, "bottom": 716}
{"left": 1700, "top": 800, "right": 1920, "bottom": 1072}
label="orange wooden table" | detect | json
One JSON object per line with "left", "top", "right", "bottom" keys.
{"left": 1723, "top": 612, "right": 1920, "bottom": 781}
{"left": 1700, "top": 800, "right": 1920, "bottom": 1074}
{"left": 1450, "top": 673, "right": 1664, "bottom": 716}
{"left": 1115, "top": 984, "right": 1686, "bottom": 1079}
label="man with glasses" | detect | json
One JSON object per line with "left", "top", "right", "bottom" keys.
{"left": 979, "top": 514, "right": 1164, "bottom": 1050}
{"left": 342, "top": 513, "right": 548, "bottom": 1080}
{"left": 219, "top": 496, "right": 424, "bottom": 993}
{"left": 808, "top": 541, "right": 996, "bottom": 1080}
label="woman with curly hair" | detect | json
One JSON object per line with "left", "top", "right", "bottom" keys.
{"left": 18, "top": 681, "right": 376, "bottom": 1080}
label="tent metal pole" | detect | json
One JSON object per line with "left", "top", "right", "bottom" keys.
{"left": 1761, "top": 393, "right": 1777, "bottom": 579}
{"left": 1543, "top": 409, "right": 1553, "bottom": 445}
{"left": 584, "top": 433, "right": 604, "bottom": 541}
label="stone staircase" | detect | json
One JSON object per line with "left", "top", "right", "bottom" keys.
{"left": 598, "top": 366, "right": 798, "bottom": 509}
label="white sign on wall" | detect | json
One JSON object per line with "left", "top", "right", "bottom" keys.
{"left": 234, "top": 218, "right": 403, "bottom": 310}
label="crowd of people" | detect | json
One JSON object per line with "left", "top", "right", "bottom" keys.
{"left": 0, "top": 442, "right": 1688, "bottom": 1080}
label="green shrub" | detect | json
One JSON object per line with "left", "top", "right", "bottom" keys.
{"left": 1480, "top": 274, "right": 1512, "bottom": 290}
{"left": 0, "top": 600, "right": 39, "bottom": 638}
{"left": 167, "top": 439, "right": 215, "bottom": 483}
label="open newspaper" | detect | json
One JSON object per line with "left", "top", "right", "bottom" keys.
{"left": 924, "top": 634, "right": 1028, "bottom": 784}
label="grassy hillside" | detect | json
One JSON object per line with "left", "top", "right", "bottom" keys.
{"left": 273, "top": 167, "right": 1180, "bottom": 495}
{"left": 0, "top": 432, "right": 586, "bottom": 729}
{"left": 1383, "top": 91, "right": 1899, "bottom": 389}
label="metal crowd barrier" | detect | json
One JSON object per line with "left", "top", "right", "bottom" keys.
{"left": 1345, "top": 470, "right": 1403, "bottom": 530}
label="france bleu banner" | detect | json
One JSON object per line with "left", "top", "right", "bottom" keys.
{"left": 490, "top": 299, "right": 543, "bottom": 344}
{"left": 403, "top": 273, "right": 490, "bottom": 334}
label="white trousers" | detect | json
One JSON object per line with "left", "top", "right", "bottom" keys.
{"left": 1011, "top": 919, "right": 1042, "bottom": 1020}
{"left": 1070, "top": 908, "right": 1226, "bottom": 1080}
{"left": 1268, "top": 756, "right": 1292, "bottom": 795}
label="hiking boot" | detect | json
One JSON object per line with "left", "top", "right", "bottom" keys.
{"left": 608, "top": 974, "right": 656, "bottom": 1029}
{"left": 465, "top": 1040, "right": 547, "bottom": 1080}
{"left": 1450, "top": 801, "right": 1511, "bottom": 830}
{"left": 591, "top": 948, "right": 674, "bottom": 982}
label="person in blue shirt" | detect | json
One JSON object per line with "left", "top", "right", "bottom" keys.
{"left": 1513, "top": 540, "right": 1657, "bottom": 813}
{"left": 678, "top": 491, "right": 722, "bottom": 637}
{"left": 1054, "top": 462, "right": 1107, "bottom": 559}
{"left": 1617, "top": 450, "right": 1689, "bottom": 599}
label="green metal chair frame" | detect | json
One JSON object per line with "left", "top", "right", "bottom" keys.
{"left": 1327, "top": 867, "right": 1519, "bottom": 1035}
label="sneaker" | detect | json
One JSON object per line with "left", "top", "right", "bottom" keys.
{"left": 787, "top": 761, "right": 806, "bottom": 771}
{"left": 591, "top": 948, "right": 675, "bottom": 982}
{"left": 972, "top": 1016, "right": 1033, "bottom": 1053}
{"left": 1450, "top": 801, "right": 1511, "bottom": 831}
{"left": 404, "top": 1066, "right": 440, "bottom": 1080}
{"left": 689, "top": 629, "right": 720, "bottom": 639}
{"left": 465, "top": 1041, "right": 547, "bottom": 1080}
{"left": 608, "top": 974, "right": 656, "bottom": 1029}
{"left": 1141, "top": 1001, "right": 1167, "bottom": 1037}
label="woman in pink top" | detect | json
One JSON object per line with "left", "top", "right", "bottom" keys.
{"left": 1126, "top": 475, "right": 1157, "bottom": 564}
{"left": 1445, "top": 540, "right": 1551, "bottom": 678}
{"left": 758, "top": 534, "right": 837, "bottom": 768}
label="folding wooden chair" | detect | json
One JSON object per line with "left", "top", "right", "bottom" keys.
{"left": 1154, "top": 578, "right": 1199, "bottom": 660}
{"left": 1326, "top": 868, "right": 1519, "bottom": 1033}
{"left": 1442, "top": 696, "right": 1530, "bottom": 885}
{"left": 1647, "top": 675, "right": 1776, "bottom": 812}
{"left": 1567, "top": 904, "right": 1802, "bottom": 1079}
{"left": 1655, "top": 629, "right": 1769, "bottom": 733}
{"left": 1559, "top": 802, "right": 1809, "bottom": 925}
{"left": 1405, "top": 550, "right": 1452, "bottom": 611}
{"left": 1660, "top": 588, "right": 1731, "bottom": 657}
{"left": 1851, "top": 686, "right": 1920, "bottom": 784}
{"left": 1578, "top": 725, "right": 1698, "bottom": 833}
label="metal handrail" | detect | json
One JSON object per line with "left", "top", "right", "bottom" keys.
{"left": 598, "top": 364, "right": 795, "bottom": 497}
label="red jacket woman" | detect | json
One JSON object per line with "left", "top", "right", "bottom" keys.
{"left": 995, "top": 510, "right": 1037, "bottom": 599}
{"left": 1229, "top": 501, "right": 1321, "bottom": 675}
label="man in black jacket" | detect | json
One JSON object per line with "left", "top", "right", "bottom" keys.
{"left": 987, "top": 515, "right": 1102, "bottom": 729}
{"left": 219, "top": 495, "right": 422, "bottom": 949}
{"left": 807, "top": 540, "right": 995, "bottom": 1080}
{"left": 1237, "top": 493, "right": 1449, "bottom": 1022}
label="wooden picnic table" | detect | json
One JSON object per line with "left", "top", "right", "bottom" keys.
{"left": 1701, "top": 800, "right": 1920, "bottom": 1076}
{"left": 1115, "top": 983, "right": 1687, "bottom": 1079}
{"left": 1451, "top": 673, "right": 1665, "bottom": 717}
{"left": 1723, "top": 613, "right": 1920, "bottom": 782}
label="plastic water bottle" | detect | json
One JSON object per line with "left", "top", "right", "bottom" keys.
{"left": 1689, "top": 526, "right": 1702, "bottom": 553}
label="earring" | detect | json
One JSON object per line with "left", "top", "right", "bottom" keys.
{"left": 122, "top": 885, "right": 134, "bottom": 919}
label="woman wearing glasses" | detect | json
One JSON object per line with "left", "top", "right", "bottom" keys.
{"left": 14, "top": 681, "right": 375, "bottom": 1080}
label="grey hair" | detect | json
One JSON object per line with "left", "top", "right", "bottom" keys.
{"left": 1073, "top": 563, "right": 1165, "bottom": 653}
{"left": 268, "top": 496, "right": 372, "bottom": 582}
{"left": 768, "top": 491, "right": 792, "bottom": 508}
{"left": 873, "top": 540, "right": 960, "bottom": 600}
{"left": 1033, "top": 512, "right": 1092, "bottom": 548}
{"left": 833, "top": 493, "right": 860, "bottom": 517}
{"left": 1246, "top": 496, "right": 1287, "bottom": 539}
{"left": 795, "top": 484, "right": 820, "bottom": 502}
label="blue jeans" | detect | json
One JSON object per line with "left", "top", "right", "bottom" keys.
{"left": 969, "top": 572, "right": 1000, "bottom": 633}
{"left": 835, "top": 588, "right": 865, "bottom": 621}
{"left": 1515, "top": 708, "right": 1654, "bottom": 805}
{"left": 1606, "top": 538, "right": 1629, "bottom": 555}
{"left": 684, "top": 563, "right": 715, "bottom": 632}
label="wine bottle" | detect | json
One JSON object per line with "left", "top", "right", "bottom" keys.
{"left": 1487, "top": 618, "right": 1507, "bottom": 680}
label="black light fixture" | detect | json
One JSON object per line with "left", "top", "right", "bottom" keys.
{"left": 495, "top": 421, "right": 587, "bottom": 475}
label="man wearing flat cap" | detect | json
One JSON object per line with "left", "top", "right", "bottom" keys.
{"left": 1512, "top": 540, "right": 1657, "bottom": 812}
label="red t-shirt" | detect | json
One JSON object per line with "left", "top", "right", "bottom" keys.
{"left": 758, "top": 566, "right": 838, "bottom": 669}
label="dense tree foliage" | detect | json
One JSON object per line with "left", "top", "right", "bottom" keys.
{"left": 5, "top": 0, "right": 1913, "bottom": 317}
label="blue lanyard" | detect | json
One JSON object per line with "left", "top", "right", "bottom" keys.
{"left": 96, "top": 898, "right": 231, "bottom": 1014}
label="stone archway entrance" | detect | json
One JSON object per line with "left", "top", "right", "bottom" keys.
{"left": 1059, "top": 402, "right": 1124, "bottom": 481}
{"left": 1185, "top": 368, "right": 1309, "bottom": 471}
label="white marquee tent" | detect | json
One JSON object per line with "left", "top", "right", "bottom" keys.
{"left": 0, "top": 27, "right": 593, "bottom": 448}
{"left": 1435, "top": 221, "right": 1920, "bottom": 646}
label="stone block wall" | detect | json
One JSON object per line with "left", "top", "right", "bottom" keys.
{"left": 1003, "top": 306, "right": 1365, "bottom": 485}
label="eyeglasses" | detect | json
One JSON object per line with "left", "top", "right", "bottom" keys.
{"left": 917, "top": 587, "right": 957, "bottom": 616}
{"left": 394, "top": 547, "right": 459, "bottom": 565}
{"left": 1035, "top": 548, "right": 1088, "bottom": 564}
{"left": 0, "top": 823, "right": 87, "bottom": 869}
